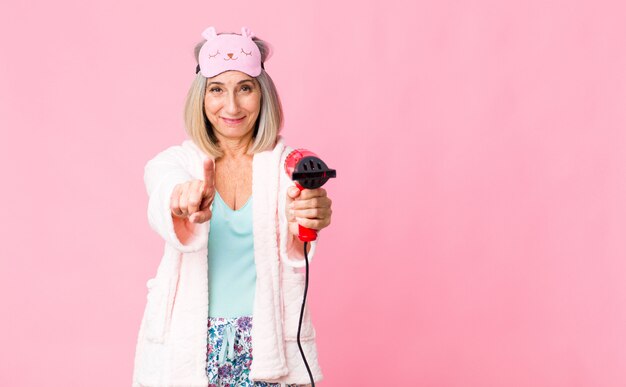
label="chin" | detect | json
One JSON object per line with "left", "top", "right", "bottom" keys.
{"left": 216, "top": 126, "right": 255, "bottom": 139}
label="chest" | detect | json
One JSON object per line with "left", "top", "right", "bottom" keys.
{"left": 214, "top": 156, "right": 253, "bottom": 211}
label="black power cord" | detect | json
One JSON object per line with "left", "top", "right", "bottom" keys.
{"left": 297, "top": 241, "right": 315, "bottom": 387}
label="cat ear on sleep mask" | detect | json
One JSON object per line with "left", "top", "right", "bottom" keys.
{"left": 196, "top": 26, "right": 263, "bottom": 78}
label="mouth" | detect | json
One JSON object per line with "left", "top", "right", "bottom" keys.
{"left": 222, "top": 116, "right": 245, "bottom": 125}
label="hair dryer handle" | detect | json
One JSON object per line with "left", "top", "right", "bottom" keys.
{"left": 294, "top": 182, "right": 318, "bottom": 242}
{"left": 297, "top": 224, "right": 318, "bottom": 242}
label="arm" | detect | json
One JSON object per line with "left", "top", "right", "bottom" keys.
{"left": 286, "top": 232, "right": 315, "bottom": 260}
{"left": 144, "top": 145, "right": 209, "bottom": 253}
{"left": 172, "top": 214, "right": 196, "bottom": 245}
{"left": 278, "top": 146, "right": 318, "bottom": 268}
{"left": 293, "top": 237, "right": 312, "bottom": 255}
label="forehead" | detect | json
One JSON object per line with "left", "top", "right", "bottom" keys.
{"left": 207, "top": 70, "right": 255, "bottom": 85}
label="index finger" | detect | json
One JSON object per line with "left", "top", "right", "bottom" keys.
{"left": 203, "top": 158, "right": 215, "bottom": 184}
{"left": 298, "top": 187, "right": 327, "bottom": 200}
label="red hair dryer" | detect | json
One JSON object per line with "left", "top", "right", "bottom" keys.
{"left": 283, "top": 148, "right": 336, "bottom": 387}
{"left": 284, "top": 149, "right": 337, "bottom": 242}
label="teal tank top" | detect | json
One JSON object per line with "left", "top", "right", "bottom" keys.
{"left": 207, "top": 191, "right": 256, "bottom": 318}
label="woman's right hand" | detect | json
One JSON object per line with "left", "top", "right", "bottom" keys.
{"left": 170, "top": 158, "right": 215, "bottom": 224}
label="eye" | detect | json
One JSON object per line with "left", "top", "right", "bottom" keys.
{"left": 241, "top": 48, "right": 252, "bottom": 56}
{"left": 209, "top": 87, "right": 222, "bottom": 93}
{"left": 240, "top": 83, "right": 256, "bottom": 92}
{"left": 208, "top": 50, "right": 220, "bottom": 59}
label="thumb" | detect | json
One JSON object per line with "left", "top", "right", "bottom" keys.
{"left": 287, "top": 186, "right": 301, "bottom": 199}
{"left": 190, "top": 208, "right": 212, "bottom": 224}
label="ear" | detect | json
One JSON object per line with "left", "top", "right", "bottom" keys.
{"left": 202, "top": 26, "right": 218, "bottom": 40}
{"left": 241, "top": 26, "right": 255, "bottom": 39}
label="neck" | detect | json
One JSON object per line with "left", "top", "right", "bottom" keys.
{"left": 217, "top": 132, "right": 254, "bottom": 160}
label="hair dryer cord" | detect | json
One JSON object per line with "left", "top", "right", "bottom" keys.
{"left": 297, "top": 241, "right": 315, "bottom": 387}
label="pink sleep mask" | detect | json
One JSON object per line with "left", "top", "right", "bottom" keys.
{"left": 196, "top": 26, "right": 263, "bottom": 78}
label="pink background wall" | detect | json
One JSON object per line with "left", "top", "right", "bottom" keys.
{"left": 1, "top": 0, "right": 625, "bottom": 386}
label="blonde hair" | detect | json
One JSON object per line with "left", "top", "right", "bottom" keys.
{"left": 183, "top": 34, "right": 283, "bottom": 158}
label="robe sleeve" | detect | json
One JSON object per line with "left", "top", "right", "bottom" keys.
{"left": 144, "top": 144, "right": 209, "bottom": 253}
{"left": 278, "top": 146, "right": 318, "bottom": 268}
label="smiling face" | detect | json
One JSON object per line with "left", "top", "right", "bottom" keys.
{"left": 204, "top": 70, "right": 262, "bottom": 143}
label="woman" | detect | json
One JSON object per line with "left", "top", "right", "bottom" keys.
{"left": 132, "top": 26, "right": 332, "bottom": 387}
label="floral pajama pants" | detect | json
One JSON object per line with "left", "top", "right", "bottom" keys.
{"left": 206, "top": 316, "right": 300, "bottom": 387}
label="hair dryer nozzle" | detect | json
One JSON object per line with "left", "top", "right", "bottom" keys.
{"left": 291, "top": 156, "right": 336, "bottom": 189}
{"left": 285, "top": 151, "right": 337, "bottom": 189}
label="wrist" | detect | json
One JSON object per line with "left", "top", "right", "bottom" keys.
{"left": 292, "top": 234, "right": 312, "bottom": 254}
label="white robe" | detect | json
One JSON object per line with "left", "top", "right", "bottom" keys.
{"left": 132, "top": 136, "right": 323, "bottom": 386}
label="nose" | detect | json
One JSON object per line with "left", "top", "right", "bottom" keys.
{"left": 227, "top": 53, "right": 233, "bottom": 58}
{"left": 225, "top": 92, "right": 240, "bottom": 114}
